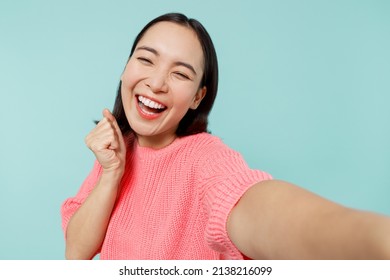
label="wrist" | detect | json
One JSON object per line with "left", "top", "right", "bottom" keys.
{"left": 101, "top": 168, "right": 124, "bottom": 185}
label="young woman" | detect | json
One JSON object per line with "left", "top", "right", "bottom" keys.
{"left": 61, "top": 13, "right": 390, "bottom": 260}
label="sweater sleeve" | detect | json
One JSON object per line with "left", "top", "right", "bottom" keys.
{"left": 60, "top": 160, "right": 103, "bottom": 238}
{"left": 198, "top": 142, "right": 272, "bottom": 259}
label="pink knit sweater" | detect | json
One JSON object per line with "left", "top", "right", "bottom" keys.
{"left": 61, "top": 133, "right": 272, "bottom": 259}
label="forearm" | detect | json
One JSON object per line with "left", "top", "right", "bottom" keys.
{"left": 65, "top": 171, "right": 121, "bottom": 259}
{"left": 228, "top": 180, "right": 390, "bottom": 259}
{"left": 314, "top": 208, "right": 390, "bottom": 259}
{"left": 268, "top": 183, "right": 390, "bottom": 259}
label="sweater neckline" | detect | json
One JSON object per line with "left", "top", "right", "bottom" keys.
{"left": 135, "top": 136, "right": 181, "bottom": 153}
{"left": 131, "top": 132, "right": 209, "bottom": 156}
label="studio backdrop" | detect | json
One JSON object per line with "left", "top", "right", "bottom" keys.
{"left": 0, "top": 0, "right": 389, "bottom": 259}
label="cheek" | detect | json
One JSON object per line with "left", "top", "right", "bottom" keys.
{"left": 173, "top": 85, "right": 200, "bottom": 105}
{"left": 121, "top": 60, "right": 143, "bottom": 89}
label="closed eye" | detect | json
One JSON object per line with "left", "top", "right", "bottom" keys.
{"left": 137, "top": 57, "right": 153, "bottom": 65}
{"left": 174, "top": 72, "right": 191, "bottom": 80}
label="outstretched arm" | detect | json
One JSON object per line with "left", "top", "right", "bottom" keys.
{"left": 227, "top": 180, "right": 390, "bottom": 259}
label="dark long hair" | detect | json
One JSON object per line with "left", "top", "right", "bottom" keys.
{"left": 112, "top": 13, "right": 219, "bottom": 137}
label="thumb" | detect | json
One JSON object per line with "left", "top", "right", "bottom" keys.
{"left": 102, "top": 108, "right": 126, "bottom": 151}
{"left": 102, "top": 108, "right": 115, "bottom": 122}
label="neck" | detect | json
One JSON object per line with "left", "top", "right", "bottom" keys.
{"left": 136, "top": 134, "right": 177, "bottom": 149}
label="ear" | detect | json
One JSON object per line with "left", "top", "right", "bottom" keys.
{"left": 190, "top": 86, "right": 207, "bottom": 110}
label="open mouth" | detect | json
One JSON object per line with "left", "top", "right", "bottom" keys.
{"left": 137, "top": 95, "right": 167, "bottom": 115}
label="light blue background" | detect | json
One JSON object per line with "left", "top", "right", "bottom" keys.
{"left": 0, "top": 0, "right": 389, "bottom": 259}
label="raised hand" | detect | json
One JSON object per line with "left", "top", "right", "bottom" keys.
{"left": 85, "top": 109, "right": 126, "bottom": 176}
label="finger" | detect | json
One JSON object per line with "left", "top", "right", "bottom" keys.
{"left": 102, "top": 108, "right": 115, "bottom": 122}
{"left": 86, "top": 129, "right": 117, "bottom": 151}
{"left": 102, "top": 108, "right": 126, "bottom": 151}
{"left": 86, "top": 122, "right": 117, "bottom": 151}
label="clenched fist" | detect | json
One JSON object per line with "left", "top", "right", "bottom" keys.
{"left": 85, "top": 109, "right": 126, "bottom": 176}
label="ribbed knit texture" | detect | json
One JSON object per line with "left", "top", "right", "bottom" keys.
{"left": 61, "top": 133, "right": 272, "bottom": 259}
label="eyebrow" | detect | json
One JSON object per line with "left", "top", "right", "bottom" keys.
{"left": 135, "top": 45, "right": 197, "bottom": 75}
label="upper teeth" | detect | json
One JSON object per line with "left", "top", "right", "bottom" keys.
{"left": 138, "top": 96, "right": 166, "bottom": 109}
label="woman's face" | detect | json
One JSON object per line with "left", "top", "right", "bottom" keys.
{"left": 121, "top": 21, "right": 206, "bottom": 148}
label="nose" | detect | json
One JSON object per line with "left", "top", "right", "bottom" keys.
{"left": 145, "top": 68, "right": 169, "bottom": 94}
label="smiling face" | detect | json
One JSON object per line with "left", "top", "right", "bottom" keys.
{"left": 120, "top": 21, "right": 206, "bottom": 149}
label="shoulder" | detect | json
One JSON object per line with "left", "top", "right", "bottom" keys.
{"left": 177, "top": 133, "right": 244, "bottom": 168}
{"left": 182, "top": 134, "right": 253, "bottom": 176}
{"left": 180, "top": 132, "right": 232, "bottom": 155}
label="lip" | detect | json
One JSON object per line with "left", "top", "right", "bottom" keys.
{"left": 135, "top": 94, "right": 166, "bottom": 120}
